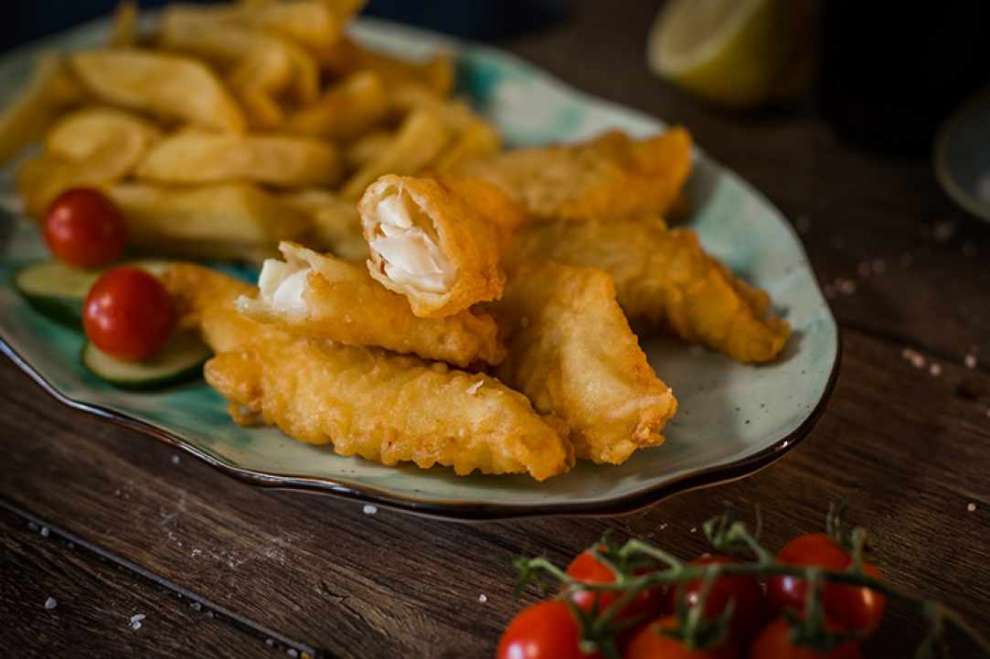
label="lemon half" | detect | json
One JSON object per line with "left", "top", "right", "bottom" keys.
{"left": 647, "top": 0, "right": 808, "bottom": 108}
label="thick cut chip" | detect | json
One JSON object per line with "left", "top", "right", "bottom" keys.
{"left": 509, "top": 218, "right": 791, "bottom": 363}
{"left": 108, "top": 1, "right": 139, "bottom": 47}
{"left": 286, "top": 71, "right": 389, "bottom": 141}
{"left": 341, "top": 109, "right": 451, "bottom": 200}
{"left": 494, "top": 261, "right": 677, "bottom": 465}
{"left": 137, "top": 131, "right": 341, "bottom": 188}
{"left": 278, "top": 188, "right": 367, "bottom": 261}
{"left": 69, "top": 49, "right": 246, "bottom": 132}
{"left": 107, "top": 183, "right": 309, "bottom": 262}
{"left": 345, "top": 130, "right": 394, "bottom": 170}
{"left": 161, "top": 263, "right": 571, "bottom": 480}
{"left": 359, "top": 175, "right": 521, "bottom": 317}
{"left": 317, "top": 35, "right": 454, "bottom": 97}
{"left": 0, "top": 53, "right": 84, "bottom": 165}
{"left": 17, "top": 107, "right": 160, "bottom": 217}
{"left": 455, "top": 127, "right": 693, "bottom": 222}
{"left": 238, "top": 241, "right": 505, "bottom": 366}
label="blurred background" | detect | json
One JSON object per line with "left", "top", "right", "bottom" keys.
{"left": 4, "top": 0, "right": 990, "bottom": 159}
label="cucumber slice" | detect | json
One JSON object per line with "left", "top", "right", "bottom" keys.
{"left": 15, "top": 259, "right": 174, "bottom": 329}
{"left": 14, "top": 261, "right": 101, "bottom": 328}
{"left": 82, "top": 332, "right": 211, "bottom": 390}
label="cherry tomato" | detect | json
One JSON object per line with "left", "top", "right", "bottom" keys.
{"left": 43, "top": 188, "right": 127, "bottom": 268}
{"left": 767, "top": 534, "right": 886, "bottom": 634}
{"left": 566, "top": 547, "right": 663, "bottom": 624}
{"left": 624, "top": 615, "right": 739, "bottom": 659}
{"left": 83, "top": 267, "right": 174, "bottom": 362}
{"left": 664, "top": 555, "right": 765, "bottom": 644}
{"left": 497, "top": 600, "right": 601, "bottom": 659}
{"left": 749, "top": 617, "right": 862, "bottom": 659}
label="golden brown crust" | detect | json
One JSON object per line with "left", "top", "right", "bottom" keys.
{"left": 494, "top": 261, "right": 677, "bottom": 464}
{"left": 455, "top": 127, "right": 693, "bottom": 222}
{"left": 509, "top": 218, "right": 791, "bottom": 363}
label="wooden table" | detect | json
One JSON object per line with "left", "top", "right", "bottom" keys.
{"left": 2, "top": 2, "right": 989, "bottom": 656}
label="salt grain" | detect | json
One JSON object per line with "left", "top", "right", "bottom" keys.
{"left": 288, "top": 650, "right": 299, "bottom": 658}
{"left": 266, "top": 639, "right": 275, "bottom": 647}
{"left": 467, "top": 380, "right": 484, "bottom": 395}
{"left": 44, "top": 597, "right": 57, "bottom": 610}
{"left": 690, "top": 527, "right": 697, "bottom": 534}
{"left": 967, "top": 502, "right": 977, "bottom": 513}
{"left": 902, "top": 348, "right": 926, "bottom": 369}
{"left": 171, "top": 455, "right": 181, "bottom": 465}
{"left": 478, "top": 594, "right": 488, "bottom": 603}
{"left": 40, "top": 526, "right": 49, "bottom": 538}
{"left": 129, "top": 613, "right": 146, "bottom": 631}
{"left": 190, "top": 602, "right": 202, "bottom": 611}
{"left": 929, "top": 363, "right": 942, "bottom": 377}
{"left": 362, "top": 504, "right": 378, "bottom": 515}
{"left": 965, "top": 354, "right": 977, "bottom": 369}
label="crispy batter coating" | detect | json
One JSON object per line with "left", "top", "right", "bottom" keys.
{"left": 455, "top": 127, "right": 693, "bottom": 222}
{"left": 494, "top": 262, "right": 677, "bottom": 465}
{"left": 359, "top": 175, "right": 522, "bottom": 318}
{"left": 238, "top": 242, "right": 505, "bottom": 367}
{"left": 161, "top": 263, "right": 571, "bottom": 480}
{"left": 509, "top": 218, "right": 791, "bottom": 363}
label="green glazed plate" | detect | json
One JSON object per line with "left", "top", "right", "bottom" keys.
{"left": 0, "top": 18, "right": 838, "bottom": 519}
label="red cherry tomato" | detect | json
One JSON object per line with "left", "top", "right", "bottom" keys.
{"left": 496, "top": 600, "right": 601, "bottom": 659}
{"left": 663, "top": 555, "right": 765, "bottom": 645}
{"left": 767, "top": 534, "right": 886, "bottom": 634}
{"left": 43, "top": 188, "right": 127, "bottom": 268}
{"left": 749, "top": 617, "right": 862, "bottom": 659}
{"left": 624, "top": 615, "right": 739, "bottom": 659}
{"left": 83, "top": 267, "right": 174, "bottom": 362}
{"left": 565, "top": 547, "right": 663, "bottom": 624}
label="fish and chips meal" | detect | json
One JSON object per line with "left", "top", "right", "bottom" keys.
{"left": 2, "top": 0, "right": 791, "bottom": 480}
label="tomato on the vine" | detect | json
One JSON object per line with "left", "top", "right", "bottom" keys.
{"left": 624, "top": 615, "right": 739, "bottom": 659}
{"left": 43, "top": 188, "right": 127, "bottom": 268}
{"left": 749, "top": 617, "right": 862, "bottom": 659}
{"left": 565, "top": 547, "right": 663, "bottom": 623}
{"left": 497, "top": 600, "right": 601, "bottom": 659}
{"left": 83, "top": 266, "right": 175, "bottom": 362}
{"left": 663, "top": 554, "right": 765, "bottom": 644}
{"left": 767, "top": 534, "right": 886, "bottom": 634}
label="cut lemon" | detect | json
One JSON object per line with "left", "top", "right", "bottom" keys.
{"left": 647, "top": 0, "right": 809, "bottom": 108}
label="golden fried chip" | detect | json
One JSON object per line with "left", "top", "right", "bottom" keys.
{"left": 0, "top": 53, "right": 83, "bottom": 165}
{"left": 341, "top": 109, "right": 451, "bottom": 200}
{"left": 345, "top": 130, "right": 394, "bottom": 170}
{"left": 108, "top": 1, "right": 139, "bottom": 47}
{"left": 286, "top": 71, "right": 389, "bottom": 141}
{"left": 317, "top": 35, "right": 454, "bottom": 97}
{"left": 278, "top": 188, "right": 368, "bottom": 261}
{"left": 137, "top": 131, "right": 342, "bottom": 188}
{"left": 107, "top": 182, "right": 309, "bottom": 261}
{"left": 69, "top": 49, "right": 246, "bottom": 132}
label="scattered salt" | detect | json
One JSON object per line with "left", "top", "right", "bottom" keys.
{"left": 362, "top": 504, "right": 378, "bottom": 515}
{"left": 929, "top": 363, "right": 942, "bottom": 377}
{"left": 266, "top": 639, "right": 275, "bottom": 647}
{"left": 288, "top": 650, "right": 299, "bottom": 658}
{"left": 965, "top": 354, "right": 977, "bottom": 369}
{"left": 478, "top": 594, "right": 488, "bottom": 603}
{"left": 967, "top": 502, "right": 977, "bottom": 513}
{"left": 190, "top": 602, "right": 202, "bottom": 611}
{"left": 171, "top": 455, "right": 181, "bottom": 465}
{"left": 467, "top": 380, "right": 484, "bottom": 395}
{"left": 901, "top": 348, "right": 926, "bottom": 369}
{"left": 129, "top": 613, "right": 146, "bottom": 631}
{"left": 689, "top": 527, "right": 697, "bottom": 534}
{"left": 40, "top": 526, "right": 49, "bottom": 538}
{"left": 44, "top": 597, "right": 57, "bottom": 610}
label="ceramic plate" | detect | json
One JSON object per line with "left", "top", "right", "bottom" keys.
{"left": 0, "top": 17, "right": 838, "bottom": 519}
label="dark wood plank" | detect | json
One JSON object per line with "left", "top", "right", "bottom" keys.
{"left": 0, "top": 504, "right": 300, "bottom": 658}
{"left": 0, "top": 325, "right": 987, "bottom": 657}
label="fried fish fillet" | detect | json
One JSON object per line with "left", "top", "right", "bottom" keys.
{"left": 494, "top": 261, "right": 677, "bottom": 465}
{"left": 455, "top": 127, "right": 692, "bottom": 222}
{"left": 238, "top": 241, "right": 505, "bottom": 367}
{"left": 509, "top": 218, "right": 791, "bottom": 363}
{"left": 161, "top": 263, "right": 572, "bottom": 480}
{"left": 359, "top": 175, "right": 523, "bottom": 318}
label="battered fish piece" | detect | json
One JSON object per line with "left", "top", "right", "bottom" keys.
{"left": 161, "top": 263, "right": 572, "bottom": 480}
{"left": 456, "top": 127, "right": 692, "bottom": 222}
{"left": 494, "top": 262, "right": 677, "bottom": 465}
{"left": 359, "top": 175, "right": 522, "bottom": 318}
{"left": 509, "top": 218, "right": 791, "bottom": 363}
{"left": 238, "top": 241, "right": 505, "bottom": 367}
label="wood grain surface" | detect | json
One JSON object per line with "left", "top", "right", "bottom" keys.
{"left": 2, "top": 1, "right": 989, "bottom": 657}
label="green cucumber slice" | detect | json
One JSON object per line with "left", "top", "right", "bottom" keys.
{"left": 14, "top": 261, "right": 101, "bottom": 328}
{"left": 15, "top": 259, "right": 174, "bottom": 328}
{"left": 81, "top": 332, "right": 210, "bottom": 390}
